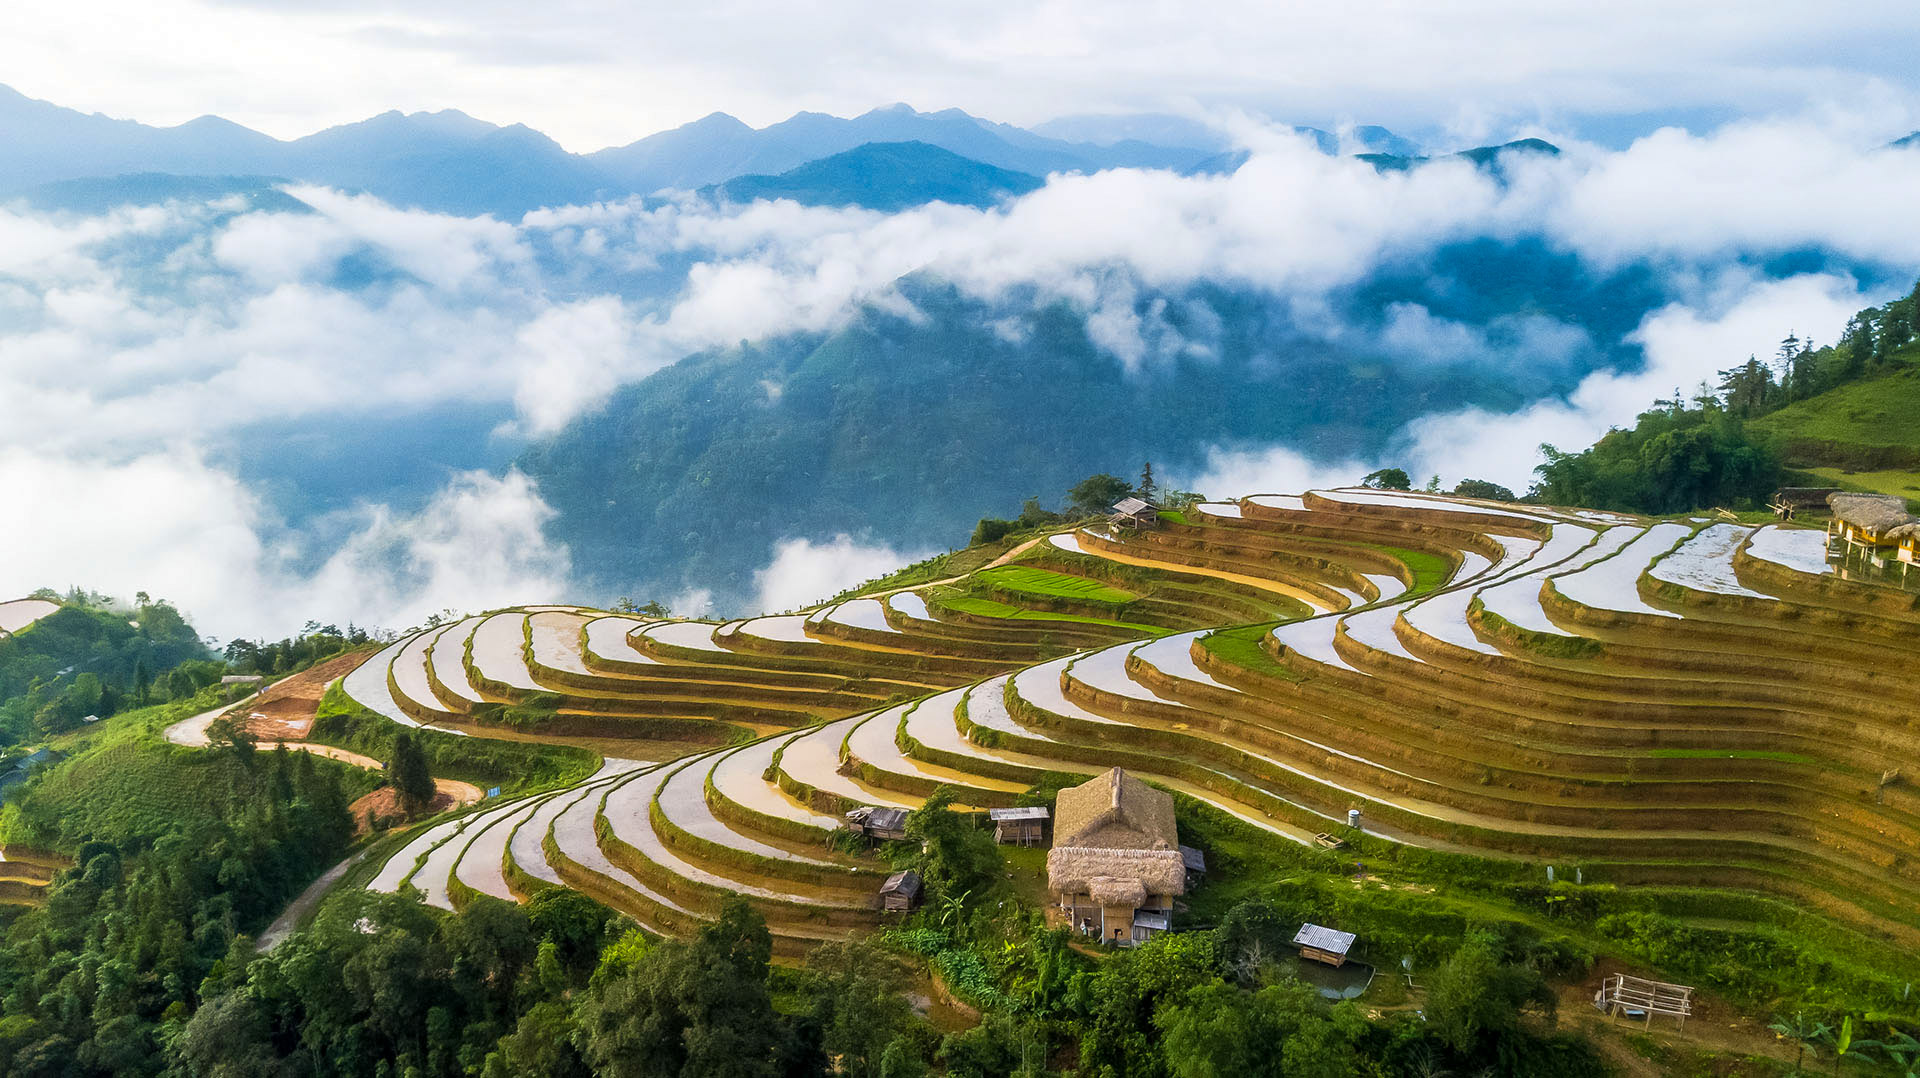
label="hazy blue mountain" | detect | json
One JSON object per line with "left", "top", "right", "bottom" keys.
{"left": 16, "top": 173, "right": 309, "bottom": 214}
{"left": 0, "top": 84, "right": 282, "bottom": 188}
{"left": 520, "top": 242, "right": 1665, "bottom": 607}
{"left": 1359, "top": 138, "right": 1561, "bottom": 174}
{"left": 1894, "top": 131, "right": 1920, "bottom": 149}
{"left": 588, "top": 103, "right": 1220, "bottom": 190}
{"left": 0, "top": 85, "right": 614, "bottom": 216}
{"left": 712, "top": 142, "right": 1043, "bottom": 211}
{"left": 1030, "top": 113, "right": 1231, "bottom": 151}
{"left": 279, "top": 110, "right": 614, "bottom": 217}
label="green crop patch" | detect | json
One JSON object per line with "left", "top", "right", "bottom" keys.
{"left": 940, "top": 596, "right": 1160, "bottom": 634}
{"left": 1197, "top": 622, "right": 1303, "bottom": 682}
{"left": 975, "top": 565, "right": 1137, "bottom": 604}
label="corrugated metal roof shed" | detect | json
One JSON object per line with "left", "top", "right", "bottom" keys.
{"left": 1292, "top": 923, "right": 1356, "bottom": 956}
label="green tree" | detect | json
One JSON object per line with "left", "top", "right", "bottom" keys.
{"left": 1066, "top": 474, "right": 1135, "bottom": 517}
{"left": 1452, "top": 478, "right": 1517, "bottom": 502}
{"left": 1423, "top": 932, "right": 1555, "bottom": 1057}
{"left": 576, "top": 898, "right": 779, "bottom": 1078}
{"left": 481, "top": 1001, "right": 587, "bottom": 1078}
{"left": 388, "top": 731, "right": 435, "bottom": 815}
{"left": 1156, "top": 979, "right": 1367, "bottom": 1078}
{"left": 802, "top": 938, "right": 919, "bottom": 1078}
{"left": 904, "top": 786, "right": 1001, "bottom": 904}
{"left": 1361, "top": 468, "right": 1411, "bottom": 491}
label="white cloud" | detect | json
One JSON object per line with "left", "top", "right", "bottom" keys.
{"left": 511, "top": 296, "right": 653, "bottom": 435}
{"left": 1397, "top": 272, "right": 1874, "bottom": 491}
{"left": 7, "top": 115, "right": 1920, "bottom": 636}
{"left": 0, "top": 449, "right": 570, "bottom": 640}
{"left": 1178, "top": 444, "right": 1375, "bottom": 501}
{"left": 751, "top": 534, "right": 933, "bottom": 614}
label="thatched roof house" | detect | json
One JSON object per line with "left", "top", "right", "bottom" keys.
{"left": 1828, "top": 493, "right": 1914, "bottom": 541}
{"left": 1048, "top": 768, "right": 1185, "bottom": 945}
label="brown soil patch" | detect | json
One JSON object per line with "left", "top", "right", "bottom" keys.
{"left": 348, "top": 778, "right": 486, "bottom": 834}
{"left": 239, "top": 651, "right": 372, "bottom": 740}
{"left": 1555, "top": 956, "right": 1795, "bottom": 1076}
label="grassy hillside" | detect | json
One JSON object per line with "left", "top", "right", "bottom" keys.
{"left": 1751, "top": 348, "right": 1920, "bottom": 507}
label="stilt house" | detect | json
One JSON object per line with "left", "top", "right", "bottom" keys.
{"left": 1109, "top": 497, "right": 1159, "bottom": 531}
{"left": 1828, "top": 492, "right": 1918, "bottom": 574}
{"left": 989, "top": 805, "right": 1049, "bottom": 846}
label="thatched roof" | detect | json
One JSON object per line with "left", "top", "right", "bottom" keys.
{"left": 1048, "top": 846, "right": 1186, "bottom": 898}
{"left": 1053, "top": 768, "right": 1177, "bottom": 849}
{"left": 1827, "top": 493, "right": 1914, "bottom": 537}
{"left": 1889, "top": 521, "right": 1920, "bottom": 543}
{"left": 1087, "top": 876, "right": 1147, "bottom": 906}
{"left": 1048, "top": 768, "right": 1185, "bottom": 898}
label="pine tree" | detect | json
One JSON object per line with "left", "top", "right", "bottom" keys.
{"left": 389, "top": 732, "right": 436, "bottom": 815}
{"left": 1138, "top": 461, "right": 1156, "bottom": 502}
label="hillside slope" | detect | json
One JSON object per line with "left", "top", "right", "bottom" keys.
{"left": 1752, "top": 352, "right": 1920, "bottom": 505}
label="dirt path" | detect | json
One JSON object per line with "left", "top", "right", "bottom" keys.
{"left": 258, "top": 848, "right": 368, "bottom": 951}
{"left": 348, "top": 779, "right": 485, "bottom": 827}
{"left": 868, "top": 536, "right": 1050, "bottom": 601}
{"left": 255, "top": 742, "right": 386, "bottom": 769}
{"left": 1554, "top": 959, "right": 1797, "bottom": 1074}
{"left": 163, "top": 651, "right": 371, "bottom": 747}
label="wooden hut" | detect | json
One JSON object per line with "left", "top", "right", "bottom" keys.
{"left": 1292, "top": 923, "right": 1356, "bottom": 968}
{"left": 844, "top": 805, "right": 909, "bottom": 842}
{"left": 1109, "top": 497, "right": 1159, "bottom": 531}
{"left": 1769, "top": 486, "right": 1840, "bottom": 520}
{"left": 989, "top": 805, "right": 1049, "bottom": 846}
{"left": 1047, "top": 768, "right": 1185, "bottom": 946}
{"left": 1827, "top": 492, "right": 1914, "bottom": 568}
{"left": 1179, "top": 844, "right": 1206, "bottom": 888}
{"left": 878, "top": 870, "right": 922, "bottom": 913}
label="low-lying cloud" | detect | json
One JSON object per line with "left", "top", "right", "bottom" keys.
{"left": 752, "top": 535, "right": 935, "bottom": 614}
{"left": 5, "top": 112, "right": 1920, "bottom": 637}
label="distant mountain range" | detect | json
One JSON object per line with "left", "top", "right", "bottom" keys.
{"left": 0, "top": 83, "right": 1434, "bottom": 217}
{"left": 712, "top": 142, "right": 1043, "bottom": 212}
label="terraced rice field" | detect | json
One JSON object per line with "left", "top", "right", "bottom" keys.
{"left": 343, "top": 491, "right": 1920, "bottom": 952}
{"left": 0, "top": 598, "right": 59, "bottom": 636}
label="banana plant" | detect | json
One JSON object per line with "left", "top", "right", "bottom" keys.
{"left": 1822, "top": 1016, "right": 1880, "bottom": 1075}
{"left": 1881, "top": 1031, "right": 1920, "bottom": 1078}
{"left": 1769, "top": 1012, "right": 1830, "bottom": 1075}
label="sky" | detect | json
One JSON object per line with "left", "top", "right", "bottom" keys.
{"left": 0, "top": 0, "right": 1917, "bottom": 151}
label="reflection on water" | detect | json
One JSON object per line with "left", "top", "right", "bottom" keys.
{"left": 1268, "top": 954, "right": 1376, "bottom": 1000}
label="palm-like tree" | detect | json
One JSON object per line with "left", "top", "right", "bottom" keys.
{"left": 1769, "top": 1012, "right": 1830, "bottom": 1075}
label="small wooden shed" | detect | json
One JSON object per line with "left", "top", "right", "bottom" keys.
{"left": 879, "top": 870, "right": 922, "bottom": 913}
{"left": 989, "top": 805, "right": 1049, "bottom": 846}
{"left": 1293, "top": 923, "right": 1356, "bottom": 968}
{"left": 1109, "top": 497, "right": 1159, "bottom": 531}
{"left": 1178, "top": 844, "right": 1206, "bottom": 887}
{"left": 844, "top": 805, "right": 909, "bottom": 842}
